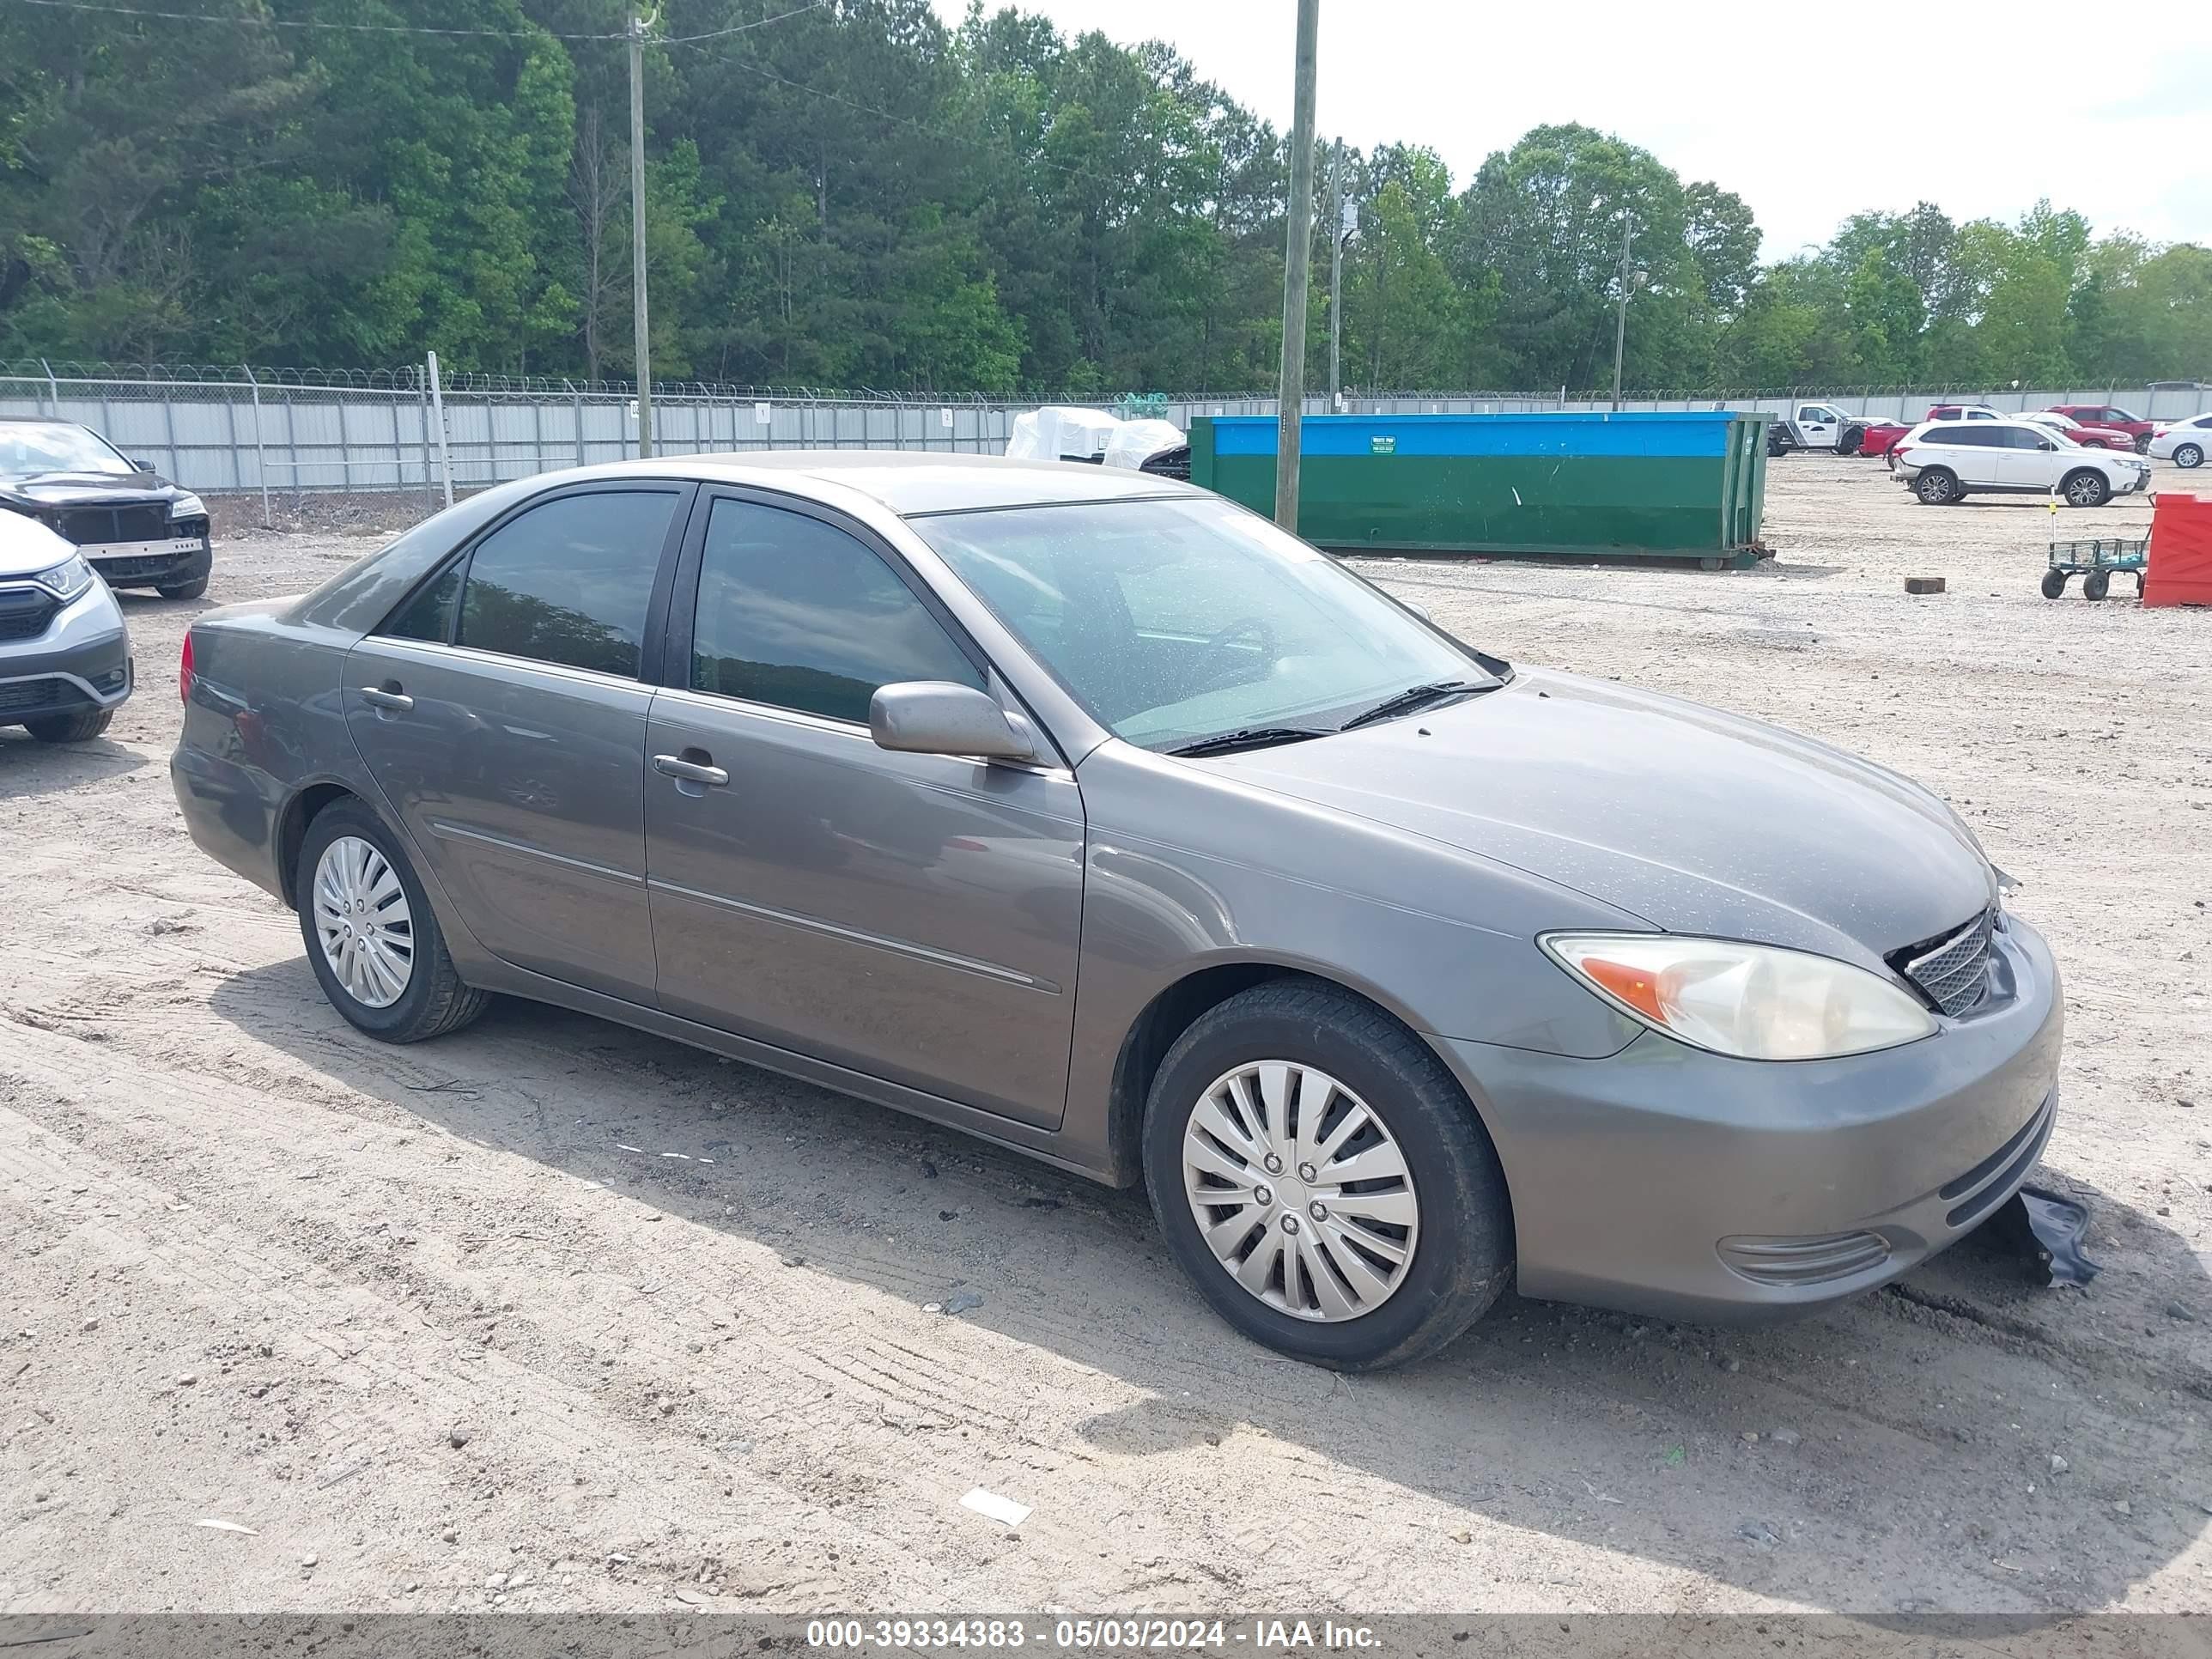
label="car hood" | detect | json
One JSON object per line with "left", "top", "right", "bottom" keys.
{"left": 1208, "top": 669, "right": 1996, "bottom": 966}
{"left": 0, "top": 471, "right": 183, "bottom": 508}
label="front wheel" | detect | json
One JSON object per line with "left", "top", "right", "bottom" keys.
{"left": 157, "top": 574, "right": 210, "bottom": 600}
{"left": 1915, "top": 469, "right": 1960, "bottom": 505}
{"left": 2062, "top": 469, "right": 2111, "bottom": 508}
{"left": 296, "top": 799, "right": 489, "bottom": 1043}
{"left": 1143, "top": 981, "right": 1513, "bottom": 1370}
{"left": 2083, "top": 568, "right": 2112, "bottom": 601}
{"left": 2040, "top": 568, "right": 2068, "bottom": 599}
{"left": 2176, "top": 443, "right": 2204, "bottom": 470}
{"left": 23, "top": 707, "right": 114, "bottom": 744}
{"left": 2134, "top": 434, "right": 2151, "bottom": 454}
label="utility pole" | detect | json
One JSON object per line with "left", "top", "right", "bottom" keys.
{"left": 1273, "top": 0, "right": 1320, "bottom": 532}
{"left": 1327, "top": 140, "right": 1346, "bottom": 414}
{"left": 1611, "top": 211, "right": 1633, "bottom": 413}
{"left": 628, "top": 5, "right": 654, "bottom": 459}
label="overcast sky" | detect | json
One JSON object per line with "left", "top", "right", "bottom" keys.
{"left": 928, "top": 0, "right": 2211, "bottom": 261}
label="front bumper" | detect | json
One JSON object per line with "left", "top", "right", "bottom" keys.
{"left": 1437, "top": 911, "right": 2063, "bottom": 1325}
{"left": 0, "top": 601, "right": 133, "bottom": 726}
{"left": 86, "top": 536, "right": 210, "bottom": 589}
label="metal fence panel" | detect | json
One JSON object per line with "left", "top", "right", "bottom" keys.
{"left": 3, "top": 363, "right": 2206, "bottom": 516}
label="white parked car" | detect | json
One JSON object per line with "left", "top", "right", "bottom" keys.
{"left": 1893, "top": 418, "right": 2154, "bottom": 507}
{"left": 2149, "top": 413, "right": 2211, "bottom": 468}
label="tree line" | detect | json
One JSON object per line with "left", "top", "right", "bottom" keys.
{"left": 3, "top": 0, "right": 2206, "bottom": 395}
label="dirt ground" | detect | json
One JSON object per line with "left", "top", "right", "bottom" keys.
{"left": 2, "top": 455, "right": 2208, "bottom": 1618}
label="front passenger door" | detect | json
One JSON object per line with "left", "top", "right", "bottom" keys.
{"left": 1997, "top": 424, "right": 2059, "bottom": 489}
{"left": 642, "top": 492, "right": 1085, "bottom": 1128}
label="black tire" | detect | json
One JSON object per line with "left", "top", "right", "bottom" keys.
{"left": 1141, "top": 981, "right": 1513, "bottom": 1371}
{"left": 2040, "top": 568, "right": 2067, "bottom": 599}
{"left": 1838, "top": 423, "right": 1866, "bottom": 457}
{"left": 23, "top": 707, "right": 113, "bottom": 744}
{"left": 2176, "top": 443, "right": 2204, "bottom": 470}
{"left": 295, "top": 797, "right": 489, "bottom": 1043}
{"left": 156, "top": 575, "right": 210, "bottom": 600}
{"left": 2134, "top": 434, "right": 2151, "bottom": 454}
{"left": 2061, "top": 469, "right": 2111, "bottom": 508}
{"left": 1915, "top": 468, "right": 1960, "bottom": 505}
{"left": 2083, "top": 568, "right": 2111, "bottom": 601}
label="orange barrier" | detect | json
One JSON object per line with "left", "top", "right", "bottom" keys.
{"left": 2144, "top": 493, "right": 2212, "bottom": 608}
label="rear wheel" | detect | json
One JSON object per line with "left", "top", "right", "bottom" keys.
{"left": 296, "top": 799, "right": 489, "bottom": 1043}
{"left": 2176, "top": 443, "right": 2204, "bottom": 470}
{"left": 156, "top": 574, "right": 209, "bottom": 600}
{"left": 1143, "top": 981, "right": 1513, "bottom": 1370}
{"left": 23, "top": 708, "right": 113, "bottom": 744}
{"left": 2083, "top": 568, "right": 2112, "bottom": 601}
{"left": 2040, "top": 568, "right": 2067, "bottom": 599}
{"left": 2062, "top": 469, "right": 2111, "bottom": 508}
{"left": 2134, "top": 434, "right": 2151, "bottom": 454}
{"left": 1915, "top": 468, "right": 1960, "bottom": 505}
{"left": 1838, "top": 423, "right": 1866, "bottom": 456}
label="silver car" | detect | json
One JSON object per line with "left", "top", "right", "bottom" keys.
{"left": 2, "top": 511, "right": 134, "bottom": 743}
{"left": 172, "top": 456, "right": 2061, "bottom": 1370}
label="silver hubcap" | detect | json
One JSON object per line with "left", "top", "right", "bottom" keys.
{"left": 1182, "top": 1061, "right": 1420, "bottom": 1322}
{"left": 313, "top": 836, "right": 413, "bottom": 1009}
{"left": 2067, "top": 477, "right": 2100, "bottom": 505}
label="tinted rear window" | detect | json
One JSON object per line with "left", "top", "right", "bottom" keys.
{"left": 456, "top": 489, "right": 679, "bottom": 678}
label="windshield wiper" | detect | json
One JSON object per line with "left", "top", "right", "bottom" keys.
{"left": 1165, "top": 726, "right": 1331, "bottom": 758}
{"left": 1339, "top": 679, "right": 1489, "bottom": 731}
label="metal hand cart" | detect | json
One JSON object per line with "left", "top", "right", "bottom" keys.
{"left": 2042, "top": 537, "right": 2148, "bottom": 601}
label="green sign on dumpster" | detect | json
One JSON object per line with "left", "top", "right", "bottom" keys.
{"left": 1370, "top": 435, "right": 1397, "bottom": 454}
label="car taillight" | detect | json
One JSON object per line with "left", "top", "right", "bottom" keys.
{"left": 179, "top": 630, "right": 195, "bottom": 705}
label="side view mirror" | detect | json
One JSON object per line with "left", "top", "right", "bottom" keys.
{"left": 2039, "top": 439, "right": 2055, "bottom": 451}
{"left": 131, "top": 458, "right": 156, "bottom": 474}
{"left": 869, "top": 682, "right": 1037, "bottom": 763}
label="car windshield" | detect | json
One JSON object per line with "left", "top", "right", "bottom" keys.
{"left": 911, "top": 495, "right": 1499, "bottom": 752}
{"left": 0, "top": 422, "right": 136, "bottom": 479}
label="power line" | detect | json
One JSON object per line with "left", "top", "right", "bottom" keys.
{"left": 661, "top": 2, "right": 823, "bottom": 45}
{"left": 3, "top": 0, "right": 826, "bottom": 44}
{"left": 5, "top": 0, "right": 625, "bottom": 39}
{"left": 665, "top": 37, "right": 1122, "bottom": 192}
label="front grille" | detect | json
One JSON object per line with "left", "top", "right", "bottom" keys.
{"left": 52, "top": 502, "right": 170, "bottom": 545}
{"left": 1718, "top": 1230, "right": 1893, "bottom": 1287}
{"left": 0, "top": 587, "right": 58, "bottom": 641}
{"left": 1894, "top": 908, "right": 1996, "bottom": 1018}
{"left": 0, "top": 677, "right": 85, "bottom": 714}
{"left": 94, "top": 553, "right": 183, "bottom": 580}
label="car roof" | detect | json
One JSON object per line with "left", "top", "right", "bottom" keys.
{"left": 575, "top": 450, "right": 1198, "bottom": 517}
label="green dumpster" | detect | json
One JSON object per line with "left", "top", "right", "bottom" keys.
{"left": 1188, "top": 410, "right": 1772, "bottom": 565}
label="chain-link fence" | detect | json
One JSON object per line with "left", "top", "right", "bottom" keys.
{"left": 5, "top": 359, "right": 2207, "bottom": 518}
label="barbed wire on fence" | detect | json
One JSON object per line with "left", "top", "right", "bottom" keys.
{"left": 9, "top": 357, "right": 2191, "bottom": 406}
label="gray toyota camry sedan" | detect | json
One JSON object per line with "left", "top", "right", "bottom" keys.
{"left": 172, "top": 454, "right": 2061, "bottom": 1370}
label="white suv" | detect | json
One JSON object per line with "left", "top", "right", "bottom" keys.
{"left": 1893, "top": 418, "right": 2153, "bottom": 507}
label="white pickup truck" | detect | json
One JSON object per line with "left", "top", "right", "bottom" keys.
{"left": 1765, "top": 401, "right": 1875, "bottom": 457}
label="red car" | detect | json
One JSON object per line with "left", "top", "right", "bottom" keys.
{"left": 2046, "top": 404, "right": 2156, "bottom": 453}
{"left": 1855, "top": 418, "right": 1914, "bottom": 457}
{"left": 2018, "top": 412, "right": 2136, "bottom": 453}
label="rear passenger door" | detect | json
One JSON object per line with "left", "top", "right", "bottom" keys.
{"left": 343, "top": 483, "right": 692, "bottom": 1003}
{"left": 1940, "top": 426, "right": 2004, "bottom": 487}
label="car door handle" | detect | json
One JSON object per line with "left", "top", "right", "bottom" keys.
{"left": 653, "top": 753, "right": 729, "bottom": 787}
{"left": 359, "top": 686, "right": 413, "bottom": 713}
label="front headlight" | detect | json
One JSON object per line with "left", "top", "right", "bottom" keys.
{"left": 29, "top": 553, "right": 97, "bottom": 604}
{"left": 168, "top": 493, "right": 206, "bottom": 520}
{"left": 1541, "top": 933, "right": 1938, "bottom": 1060}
